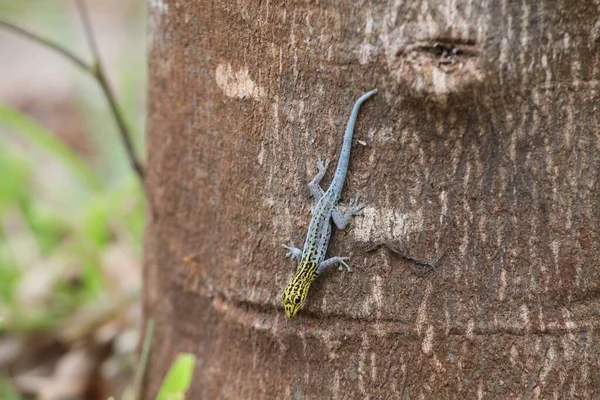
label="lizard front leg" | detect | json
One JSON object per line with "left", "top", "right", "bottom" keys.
{"left": 316, "top": 256, "right": 352, "bottom": 274}
{"left": 308, "top": 153, "right": 330, "bottom": 201}
{"left": 332, "top": 194, "right": 365, "bottom": 229}
{"left": 280, "top": 242, "right": 303, "bottom": 263}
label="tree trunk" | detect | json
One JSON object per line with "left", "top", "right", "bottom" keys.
{"left": 144, "top": 0, "right": 600, "bottom": 398}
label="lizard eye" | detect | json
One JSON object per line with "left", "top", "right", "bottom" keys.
{"left": 294, "top": 295, "right": 301, "bottom": 304}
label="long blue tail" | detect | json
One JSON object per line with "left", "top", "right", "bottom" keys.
{"left": 329, "top": 89, "right": 378, "bottom": 193}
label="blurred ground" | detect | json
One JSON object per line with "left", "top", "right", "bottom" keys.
{"left": 0, "top": 1, "right": 146, "bottom": 399}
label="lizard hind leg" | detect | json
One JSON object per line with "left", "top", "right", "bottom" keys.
{"left": 280, "top": 242, "right": 303, "bottom": 263}
{"left": 332, "top": 194, "right": 365, "bottom": 229}
{"left": 308, "top": 153, "right": 330, "bottom": 201}
{"left": 316, "top": 256, "right": 351, "bottom": 274}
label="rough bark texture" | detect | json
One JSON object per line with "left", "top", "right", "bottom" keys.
{"left": 144, "top": 0, "right": 600, "bottom": 398}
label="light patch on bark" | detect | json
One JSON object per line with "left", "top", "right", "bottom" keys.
{"left": 356, "top": 9, "right": 377, "bottom": 65}
{"left": 477, "top": 381, "right": 484, "bottom": 400}
{"left": 580, "top": 363, "right": 590, "bottom": 398}
{"left": 375, "top": 125, "right": 395, "bottom": 143}
{"left": 416, "top": 281, "right": 433, "bottom": 336}
{"left": 332, "top": 371, "right": 341, "bottom": 400}
{"left": 444, "top": 301, "right": 451, "bottom": 335}
{"left": 439, "top": 190, "right": 448, "bottom": 224}
{"left": 319, "top": 330, "right": 342, "bottom": 362}
{"left": 561, "top": 335, "right": 574, "bottom": 362}
{"left": 459, "top": 230, "right": 469, "bottom": 257}
{"left": 369, "top": 275, "right": 384, "bottom": 319}
{"left": 370, "top": 352, "right": 377, "bottom": 381}
{"left": 289, "top": 10, "right": 298, "bottom": 80}
{"left": 562, "top": 308, "right": 576, "bottom": 331}
{"left": 359, "top": 274, "right": 383, "bottom": 318}
{"left": 466, "top": 319, "right": 475, "bottom": 341}
{"left": 422, "top": 324, "right": 434, "bottom": 355}
{"left": 538, "top": 305, "right": 546, "bottom": 332}
{"left": 539, "top": 346, "right": 557, "bottom": 388}
{"left": 215, "top": 64, "right": 265, "bottom": 100}
{"left": 353, "top": 206, "right": 424, "bottom": 242}
{"left": 551, "top": 239, "right": 560, "bottom": 280}
{"left": 358, "top": 332, "right": 369, "bottom": 395}
{"left": 258, "top": 141, "right": 265, "bottom": 166}
{"left": 510, "top": 344, "right": 518, "bottom": 366}
{"left": 519, "top": 304, "right": 530, "bottom": 331}
{"left": 497, "top": 268, "right": 507, "bottom": 302}
{"left": 433, "top": 353, "right": 444, "bottom": 373}
{"left": 499, "top": 36, "right": 509, "bottom": 65}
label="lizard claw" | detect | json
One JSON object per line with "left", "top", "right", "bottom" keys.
{"left": 337, "top": 257, "right": 352, "bottom": 272}
{"left": 281, "top": 242, "right": 303, "bottom": 261}
{"left": 317, "top": 153, "right": 330, "bottom": 174}
{"left": 280, "top": 243, "right": 294, "bottom": 258}
{"left": 348, "top": 194, "right": 366, "bottom": 216}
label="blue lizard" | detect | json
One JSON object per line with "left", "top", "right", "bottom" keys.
{"left": 281, "top": 89, "right": 378, "bottom": 318}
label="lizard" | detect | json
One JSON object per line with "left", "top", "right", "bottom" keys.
{"left": 281, "top": 89, "right": 378, "bottom": 318}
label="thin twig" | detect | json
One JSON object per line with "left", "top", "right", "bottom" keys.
{"left": 0, "top": 2, "right": 145, "bottom": 183}
{"left": 75, "top": 0, "right": 145, "bottom": 182}
{"left": 74, "top": 0, "right": 101, "bottom": 60}
{"left": 0, "top": 20, "right": 90, "bottom": 72}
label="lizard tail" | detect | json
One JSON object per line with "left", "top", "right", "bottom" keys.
{"left": 330, "top": 89, "right": 378, "bottom": 192}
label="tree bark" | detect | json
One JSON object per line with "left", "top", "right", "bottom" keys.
{"left": 144, "top": 0, "right": 600, "bottom": 398}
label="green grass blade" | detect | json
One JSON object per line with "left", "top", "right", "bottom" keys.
{"left": 132, "top": 319, "right": 154, "bottom": 398}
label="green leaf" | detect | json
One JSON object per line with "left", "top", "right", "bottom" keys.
{"left": 156, "top": 353, "right": 196, "bottom": 400}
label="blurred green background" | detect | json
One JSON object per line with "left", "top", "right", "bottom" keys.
{"left": 0, "top": 0, "right": 146, "bottom": 398}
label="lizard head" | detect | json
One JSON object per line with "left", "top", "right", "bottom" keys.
{"left": 282, "top": 280, "right": 309, "bottom": 319}
{"left": 282, "top": 262, "right": 317, "bottom": 318}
